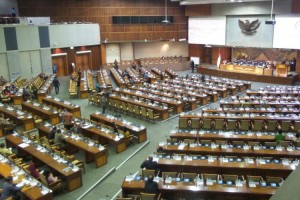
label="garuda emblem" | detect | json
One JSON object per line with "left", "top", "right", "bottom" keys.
{"left": 238, "top": 19, "right": 260, "bottom": 35}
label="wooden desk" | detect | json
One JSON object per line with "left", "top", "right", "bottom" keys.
{"left": 0, "top": 162, "right": 53, "bottom": 200}
{"left": 80, "top": 126, "right": 127, "bottom": 154}
{"left": 90, "top": 113, "right": 147, "bottom": 143}
{"left": 157, "top": 157, "right": 295, "bottom": 178}
{"left": 5, "top": 134, "right": 82, "bottom": 192}
{"left": 110, "top": 68, "right": 127, "bottom": 88}
{"left": 129, "top": 86, "right": 199, "bottom": 109}
{"left": 113, "top": 88, "right": 183, "bottom": 114}
{"left": 0, "top": 104, "right": 34, "bottom": 131}
{"left": 38, "top": 124, "right": 108, "bottom": 168}
{"left": 165, "top": 68, "right": 178, "bottom": 79}
{"left": 203, "top": 108, "right": 300, "bottom": 115}
{"left": 179, "top": 114, "right": 300, "bottom": 122}
{"left": 170, "top": 131, "right": 294, "bottom": 143}
{"left": 42, "top": 97, "right": 81, "bottom": 117}
{"left": 220, "top": 64, "right": 265, "bottom": 75}
{"left": 21, "top": 102, "right": 60, "bottom": 125}
{"left": 37, "top": 75, "right": 54, "bottom": 103}
{"left": 159, "top": 144, "right": 300, "bottom": 159}
{"left": 121, "top": 177, "right": 276, "bottom": 200}
{"left": 110, "top": 95, "right": 169, "bottom": 120}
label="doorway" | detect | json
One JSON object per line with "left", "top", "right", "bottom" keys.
{"left": 51, "top": 54, "right": 68, "bottom": 76}
{"left": 75, "top": 52, "right": 92, "bottom": 71}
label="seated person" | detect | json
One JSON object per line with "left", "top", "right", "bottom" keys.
{"left": 144, "top": 175, "right": 159, "bottom": 195}
{"left": 0, "top": 176, "right": 22, "bottom": 200}
{"left": 0, "top": 114, "right": 15, "bottom": 134}
{"left": 29, "top": 162, "right": 41, "bottom": 179}
{"left": 48, "top": 126, "right": 57, "bottom": 140}
{"left": 140, "top": 156, "right": 158, "bottom": 171}
{"left": 293, "top": 133, "right": 300, "bottom": 142}
{"left": 54, "top": 129, "right": 66, "bottom": 149}
{"left": 31, "top": 85, "right": 38, "bottom": 99}
{"left": 0, "top": 143, "right": 13, "bottom": 156}
{"left": 274, "top": 130, "right": 285, "bottom": 144}
{"left": 63, "top": 112, "right": 74, "bottom": 130}
{"left": 70, "top": 123, "right": 80, "bottom": 134}
{"left": 22, "top": 87, "right": 32, "bottom": 100}
{"left": 44, "top": 170, "right": 58, "bottom": 184}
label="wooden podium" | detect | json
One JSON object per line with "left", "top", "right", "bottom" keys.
{"left": 276, "top": 64, "right": 288, "bottom": 77}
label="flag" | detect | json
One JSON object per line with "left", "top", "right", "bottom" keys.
{"left": 217, "top": 48, "right": 221, "bottom": 68}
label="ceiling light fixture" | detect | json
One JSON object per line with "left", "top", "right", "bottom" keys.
{"left": 162, "top": 0, "right": 171, "bottom": 24}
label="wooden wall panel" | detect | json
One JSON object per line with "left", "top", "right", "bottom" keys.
{"left": 189, "top": 44, "right": 205, "bottom": 63}
{"left": 185, "top": 4, "right": 212, "bottom": 16}
{"left": 292, "top": 0, "right": 300, "bottom": 13}
{"left": 295, "top": 50, "right": 300, "bottom": 73}
{"left": 211, "top": 47, "right": 231, "bottom": 65}
{"left": 17, "top": 0, "right": 188, "bottom": 42}
{"left": 51, "top": 45, "right": 101, "bottom": 72}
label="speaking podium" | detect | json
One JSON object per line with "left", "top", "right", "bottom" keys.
{"left": 276, "top": 64, "right": 288, "bottom": 77}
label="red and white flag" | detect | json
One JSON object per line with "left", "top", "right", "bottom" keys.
{"left": 217, "top": 48, "right": 221, "bottom": 68}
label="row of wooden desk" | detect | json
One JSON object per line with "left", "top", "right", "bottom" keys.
{"left": 90, "top": 113, "right": 147, "bottom": 143}
{"left": 113, "top": 88, "right": 184, "bottom": 114}
{"left": 159, "top": 143, "right": 300, "bottom": 159}
{"left": 129, "top": 85, "right": 199, "bottom": 109}
{"left": 42, "top": 96, "right": 81, "bottom": 117}
{"left": 38, "top": 124, "right": 108, "bottom": 168}
{"left": 109, "top": 95, "right": 169, "bottom": 120}
{"left": 0, "top": 104, "right": 34, "bottom": 131}
{"left": 5, "top": 134, "right": 82, "bottom": 192}
{"left": 0, "top": 158, "right": 53, "bottom": 200}
{"left": 122, "top": 177, "right": 276, "bottom": 200}
{"left": 21, "top": 101, "right": 60, "bottom": 125}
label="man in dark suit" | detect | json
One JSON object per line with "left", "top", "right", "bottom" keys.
{"left": 144, "top": 175, "right": 159, "bottom": 195}
{"left": 140, "top": 156, "right": 158, "bottom": 171}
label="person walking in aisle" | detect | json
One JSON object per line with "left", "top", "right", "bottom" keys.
{"left": 53, "top": 76, "right": 60, "bottom": 95}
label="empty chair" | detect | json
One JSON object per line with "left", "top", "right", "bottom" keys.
{"left": 183, "top": 139, "right": 195, "bottom": 145}
{"left": 266, "top": 120, "right": 278, "bottom": 132}
{"left": 239, "top": 120, "right": 250, "bottom": 131}
{"left": 266, "top": 176, "right": 283, "bottom": 187}
{"left": 265, "top": 142, "right": 277, "bottom": 148}
{"left": 215, "top": 119, "right": 225, "bottom": 130}
{"left": 148, "top": 109, "right": 160, "bottom": 121}
{"left": 247, "top": 141, "right": 260, "bottom": 147}
{"left": 232, "top": 141, "right": 244, "bottom": 148}
{"left": 247, "top": 176, "right": 263, "bottom": 186}
{"left": 226, "top": 120, "right": 237, "bottom": 131}
{"left": 140, "top": 107, "right": 148, "bottom": 118}
{"left": 178, "top": 118, "right": 188, "bottom": 129}
{"left": 252, "top": 120, "right": 264, "bottom": 131}
{"left": 140, "top": 192, "right": 161, "bottom": 200}
{"left": 278, "top": 140, "right": 290, "bottom": 147}
{"left": 202, "top": 118, "right": 212, "bottom": 130}
{"left": 191, "top": 118, "right": 200, "bottom": 129}
{"left": 222, "top": 174, "right": 239, "bottom": 184}
{"left": 162, "top": 172, "right": 178, "bottom": 179}
{"left": 281, "top": 121, "right": 292, "bottom": 132}
{"left": 203, "top": 173, "right": 219, "bottom": 182}
{"left": 142, "top": 169, "right": 156, "bottom": 178}
{"left": 293, "top": 121, "right": 300, "bottom": 132}
{"left": 182, "top": 173, "right": 198, "bottom": 182}
{"left": 200, "top": 140, "right": 211, "bottom": 146}
{"left": 215, "top": 140, "right": 227, "bottom": 146}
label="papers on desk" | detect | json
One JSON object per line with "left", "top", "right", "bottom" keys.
{"left": 178, "top": 143, "right": 185, "bottom": 150}
{"left": 99, "top": 146, "right": 105, "bottom": 151}
{"left": 125, "top": 175, "right": 134, "bottom": 182}
{"left": 114, "top": 136, "right": 120, "bottom": 141}
{"left": 18, "top": 143, "right": 29, "bottom": 148}
{"left": 83, "top": 124, "right": 93, "bottom": 129}
{"left": 249, "top": 182, "right": 257, "bottom": 188}
{"left": 72, "top": 166, "right": 79, "bottom": 172}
